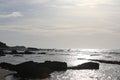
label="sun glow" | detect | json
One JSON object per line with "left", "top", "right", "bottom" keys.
{"left": 78, "top": 0, "right": 112, "bottom": 8}
{"left": 52, "top": 0, "right": 113, "bottom": 9}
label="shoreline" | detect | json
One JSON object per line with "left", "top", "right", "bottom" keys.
{"left": 0, "top": 68, "right": 15, "bottom": 80}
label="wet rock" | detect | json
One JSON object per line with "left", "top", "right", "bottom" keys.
{"left": 38, "top": 52, "right": 46, "bottom": 54}
{"left": 0, "top": 62, "right": 15, "bottom": 71}
{"left": 27, "top": 47, "right": 39, "bottom": 51}
{"left": 68, "top": 62, "right": 99, "bottom": 70}
{"left": 14, "top": 61, "right": 51, "bottom": 78}
{"left": 0, "top": 50, "right": 5, "bottom": 56}
{"left": 0, "top": 61, "right": 99, "bottom": 79}
{"left": 0, "top": 61, "right": 67, "bottom": 79}
{"left": 11, "top": 50, "right": 18, "bottom": 54}
{"left": 8, "top": 50, "right": 34, "bottom": 54}
{"left": 45, "top": 61, "right": 67, "bottom": 71}
{"left": 24, "top": 50, "right": 34, "bottom": 54}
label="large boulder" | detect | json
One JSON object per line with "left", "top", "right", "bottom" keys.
{"left": 45, "top": 61, "right": 67, "bottom": 71}
{"left": 68, "top": 62, "right": 99, "bottom": 70}
{"left": 14, "top": 61, "right": 51, "bottom": 78}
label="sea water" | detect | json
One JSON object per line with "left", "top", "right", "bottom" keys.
{"left": 1, "top": 49, "right": 120, "bottom": 80}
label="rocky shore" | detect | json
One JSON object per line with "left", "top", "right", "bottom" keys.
{"left": 0, "top": 61, "right": 99, "bottom": 79}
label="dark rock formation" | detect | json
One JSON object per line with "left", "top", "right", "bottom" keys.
{"left": 68, "top": 62, "right": 99, "bottom": 70}
{"left": 0, "top": 41, "right": 8, "bottom": 48}
{"left": 0, "top": 50, "right": 5, "bottom": 56}
{"left": 38, "top": 52, "right": 46, "bottom": 54}
{"left": 11, "top": 50, "right": 18, "bottom": 54}
{"left": 0, "top": 41, "right": 9, "bottom": 50}
{"left": 24, "top": 50, "right": 34, "bottom": 54}
{"left": 0, "top": 61, "right": 99, "bottom": 79}
{"left": 27, "top": 47, "right": 39, "bottom": 51}
{"left": 10, "top": 46, "right": 26, "bottom": 51}
{"left": 0, "top": 61, "right": 67, "bottom": 79}
{"left": 45, "top": 61, "right": 67, "bottom": 71}
{"left": 8, "top": 50, "right": 34, "bottom": 54}
{"left": 0, "top": 62, "right": 15, "bottom": 70}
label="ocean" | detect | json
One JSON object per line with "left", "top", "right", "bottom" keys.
{"left": 1, "top": 49, "right": 120, "bottom": 80}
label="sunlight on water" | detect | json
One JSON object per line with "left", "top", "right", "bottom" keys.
{"left": 2, "top": 49, "right": 120, "bottom": 80}
{"left": 50, "top": 70, "right": 98, "bottom": 80}
{"left": 81, "top": 49, "right": 100, "bottom": 52}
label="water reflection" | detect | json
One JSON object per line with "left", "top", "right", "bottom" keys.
{"left": 3, "top": 49, "right": 120, "bottom": 80}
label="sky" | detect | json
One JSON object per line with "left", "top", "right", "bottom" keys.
{"left": 0, "top": 0, "right": 120, "bottom": 49}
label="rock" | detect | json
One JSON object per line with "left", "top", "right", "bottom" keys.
{"left": 27, "top": 47, "right": 39, "bottom": 51}
{"left": 11, "top": 50, "right": 18, "bottom": 54}
{"left": 0, "top": 62, "right": 15, "bottom": 71}
{"left": 24, "top": 50, "right": 34, "bottom": 54}
{"left": 0, "top": 61, "right": 99, "bottom": 79}
{"left": 0, "top": 61, "right": 67, "bottom": 79}
{"left": 0, "top": 50, "right": 5, "bottom": 56}
{"left": 14, "top": 61, "right": 51, "bottom": 78}
{"left": 8, "top": 50, "right": 34, "bottom": 54}
{"left": 38, "top": 52, "right": 46, "bottom": 54}
{"left": 45, "top": 61, "right": 67, "bottom": 71}
{"left": 68, "top": 62, "right": 99, "bottom": 70}
{"left": 10, "top": 46, "right": 26, "bottom": 51}
{"left": 0, "top": 41, "right": 8, "bottom": 49}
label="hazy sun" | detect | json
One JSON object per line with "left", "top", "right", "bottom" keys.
{"left": 79, "top": 0, "right": 111, "bottom": 7}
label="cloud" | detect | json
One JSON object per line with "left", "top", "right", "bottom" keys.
{"left": 0, "top": 22, "right": 119, "bottom": 37}
{"left": 28, "top": 0, "right": 51, "bottom": 4}
{"left": 76, "top": 0, "right": 113, "bottom": 7}
{"left": 47, "top": 0, "right": 114, "bottom": 8}
{"left": 0, "top": 12, "right": 23, "bottom": 18}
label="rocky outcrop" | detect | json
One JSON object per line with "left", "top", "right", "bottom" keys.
{"left": 0, "top": 61, "right": 67, "bottom": 78}
{"left": 27, "top": 47, "right": 39, "bottom": 51}
{"left": 0, "top": 62, "right": 14, "bottom": 71}
{"left": 0, "top": 50, "right": 5, "bottom": 56}
{"left": 7, "top": 50, "right": 34, "bottom": 54}
{"left": 0, "top": 42, "right": 8, "bottom": 48}
{"left": 38, "top": 52, "right": 46, "bottom": 54}
{"left": 10, "top": 46, "right": 26, "bottom": 51}
{"left": 0, "top": 42, "right": 9, "bottom": 50}
{"left": 0, "top": 61, "right": 99, "bottom": 79}
{"left": 68, "top": 62, "right": 99, "bottom": 70}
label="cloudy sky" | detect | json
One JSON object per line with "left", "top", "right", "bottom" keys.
{"left": 0, "top": 0, "right": 120, "bottom": 49}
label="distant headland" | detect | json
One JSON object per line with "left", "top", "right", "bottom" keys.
{"left": 0, "top": 41, "right": 69, "bottom": 55}
{"left": 0, "top": 41, "right": 39, "bottom": 51}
